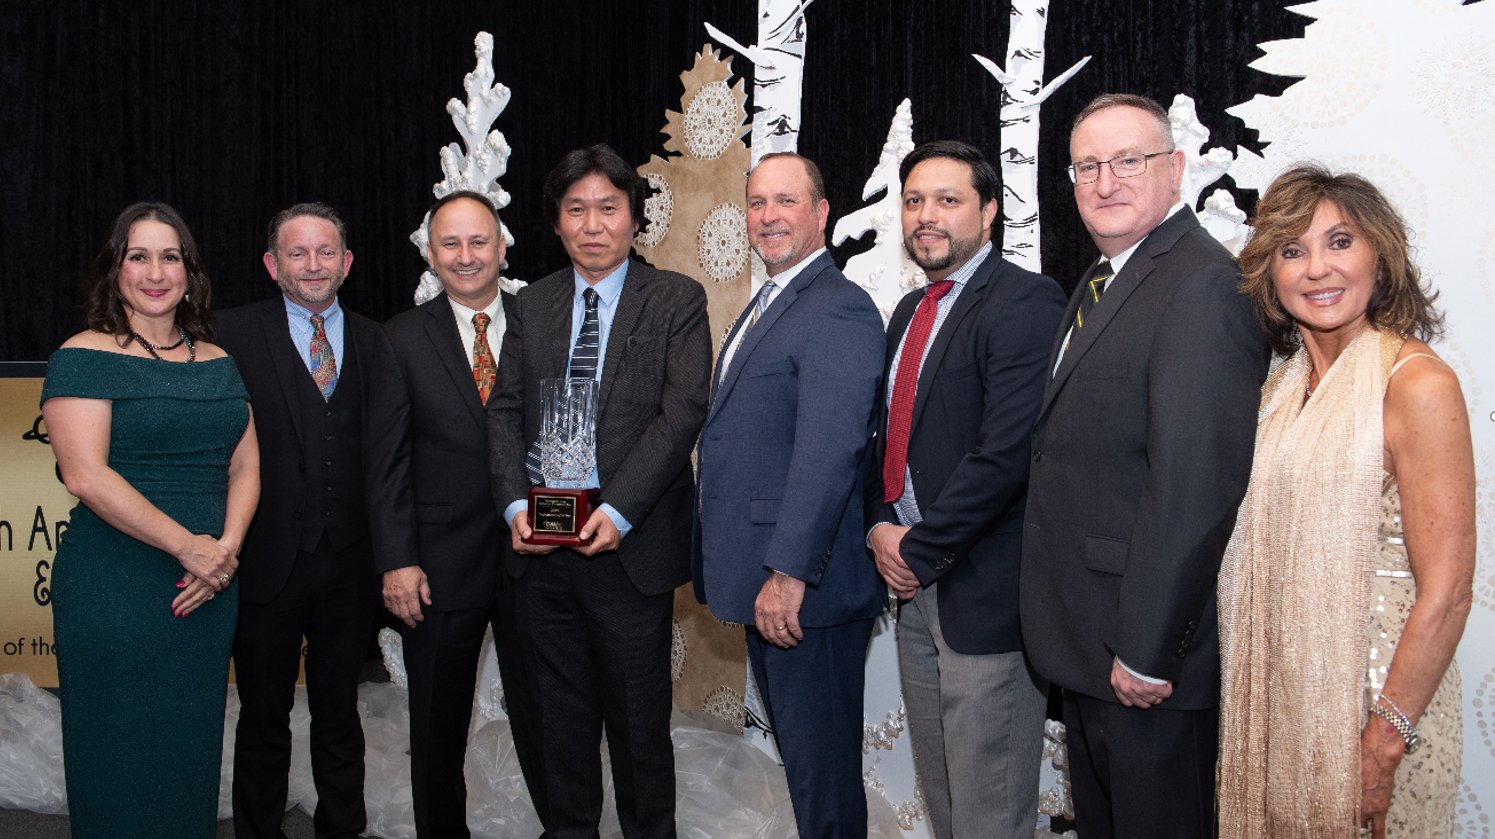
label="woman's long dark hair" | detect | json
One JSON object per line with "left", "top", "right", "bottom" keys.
{"left": 84, "top": 202, "right": 214, "bottom": 341}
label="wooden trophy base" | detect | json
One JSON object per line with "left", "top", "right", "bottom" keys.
{"left": 526, "top": 486, "right": 603, "bottom": 547}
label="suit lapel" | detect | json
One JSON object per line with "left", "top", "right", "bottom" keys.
{"left": 707, "top": 290, "right": 764, "bottom": 422}
{"left": 422, "top": 293, "right": 488, "bottom": 434}
{"left": 261, "top": 298, "right": 309, "bottom": 449}
{"left": 597, "top": 263, "right": 647, "bottom": 413}
{"left": 1040, "top": 209, "right": 1198, "bottom": 420}
{"left": 537, "top": 272, "right": 575, "bottom": 384}
{"left": 709, "top": 254, "right": 825, "bottom": 421}
{"left": 907, "top": 251, "right": 998, "bottom": 433}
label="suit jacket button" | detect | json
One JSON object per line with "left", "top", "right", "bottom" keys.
{"left": 292, "top": 510, "right": 303, "bottom": 520}
{"left": 1032, "top": 451, "right": 1043, "bottom": 463}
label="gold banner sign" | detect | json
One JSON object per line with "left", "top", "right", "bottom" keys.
{"left": 0, "top": 363, "right": 71, "bottom": 688}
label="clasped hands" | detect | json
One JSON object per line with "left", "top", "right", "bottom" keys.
{"left": 172, "top": 533, "right": 238, "bottom": 617}
{"left": 868, "top": 523, "right": 919, "bottom": 599}
{"left": 510, "top": 509, "right": 621, "bottom": 556}
{"left": 871, "top": 524, "right": 1178, "bottom": 711}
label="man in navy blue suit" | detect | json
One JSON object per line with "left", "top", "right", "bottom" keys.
{"left": 693, "top": 152, "right": 885, "bottom": 839}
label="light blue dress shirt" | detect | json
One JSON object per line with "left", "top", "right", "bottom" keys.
{"left": 282, "top": 295, "right": 345, "bottom": 376}
{"left": 504, "top": 262, "right": 633, "bottom": 537}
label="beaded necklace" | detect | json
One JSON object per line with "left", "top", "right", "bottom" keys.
{"left": 131, "top": 326, "right": 196, "bottom": 362}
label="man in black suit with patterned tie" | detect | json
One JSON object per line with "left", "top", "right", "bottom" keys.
{"left": 217, "top": 202, "right": 413, "bottom": 839}
{"left": 488, "top": 145, "right": 711, "bottom": 839}
{"left": 382, "top": 190, "right": 547, "bottom": 838}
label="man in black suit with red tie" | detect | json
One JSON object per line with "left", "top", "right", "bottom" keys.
{"left": 382, "top": 191, "right": 548, "bottom": 838}
{"left": 865, "top": 141, "right": 1065, "bottom": 839}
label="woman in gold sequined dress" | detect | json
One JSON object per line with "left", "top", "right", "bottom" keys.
{"left": 1217, "top": 165, "right": 1474, "bottom": 838}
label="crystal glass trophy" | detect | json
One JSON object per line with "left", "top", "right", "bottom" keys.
{"left": 526, "top": 378, "right": 602, "bottom": 546}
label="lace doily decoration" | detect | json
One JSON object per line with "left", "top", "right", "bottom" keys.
{"left": 684, "top": 82, "right": 738, "bottom": 159}
{"left": 670, "top": 620, "right": 686, "bottom": 683}
{"left": 635, "top": 173, "right": 674, "bottom": 249}
{"left": 702, "top": 685, "right": 747, "bottom": 727}
{"left": 697, "top": 203, "right": 749, "bottom": 283}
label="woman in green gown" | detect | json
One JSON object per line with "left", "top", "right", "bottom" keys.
{"left": 41, "top": 202, "right": 259, "bottom": 837}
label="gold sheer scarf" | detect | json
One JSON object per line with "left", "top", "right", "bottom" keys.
{"left": 1218, "top": 328, "right": 1402, "bottom": 837}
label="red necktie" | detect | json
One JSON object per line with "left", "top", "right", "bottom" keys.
{"left": 882, "top": 280, "right": 955, "bottom": 503}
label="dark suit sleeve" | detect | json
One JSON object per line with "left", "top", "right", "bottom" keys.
{"left": 864, "top": 295, "right": 917, "bottom": 533}
{"left": 898, "top": 279, "right": 1067, "bottom": 583}
{"left": 488, "top": 288, "right": 531, "bottom": 518}
{"left": 375, "top": 317, "right": 423, "bottom": 573}
{"left": 602, "top": 277, "right": 710, "bottom": 524}
{"left": 1114, "top": 256, "right": 1265, "bottom": 680}
{"left": 766, "top": 294, "right": 885, "bottom": 582}
{"left": 359, "top": 319, "right": 418, "bottom": 574}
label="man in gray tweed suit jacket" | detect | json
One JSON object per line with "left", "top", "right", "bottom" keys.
{"left": 487, "top": 144, "right": 711, "bottom": 839}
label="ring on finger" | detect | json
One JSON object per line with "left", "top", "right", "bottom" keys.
{"left": 207, "top": 592, "right": 215, "bottom": 600}
{"left": 220, "top": 573, "right": 231, "bottom": 586}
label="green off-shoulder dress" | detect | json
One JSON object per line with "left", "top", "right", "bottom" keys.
{"left": 41, "top": 348, "right": 249, "bottom": 838}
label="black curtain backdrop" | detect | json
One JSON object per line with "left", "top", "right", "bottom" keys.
{"left": 1, "top": 1, "right": 1303, "bottom": 361}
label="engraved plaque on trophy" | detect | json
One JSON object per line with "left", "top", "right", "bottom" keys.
{"left": 526, "top": 378, "right": 602, "bottom": 546}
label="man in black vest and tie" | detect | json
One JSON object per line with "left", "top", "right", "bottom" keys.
{"left": 217, "top": 203, "right": 413, "bottom": 839}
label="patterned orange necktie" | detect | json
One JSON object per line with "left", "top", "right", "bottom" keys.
{"left": 472, "top": 312, "right": 496, "bottom": 404}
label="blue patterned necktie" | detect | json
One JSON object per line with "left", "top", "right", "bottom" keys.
{"left": 309, "top": 314, "right": 338, "bottom": 400}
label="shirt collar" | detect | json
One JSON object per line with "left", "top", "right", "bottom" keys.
{"left": 765, "top": 247, "right": 828, "bottom": 291}
{"left": 447, "top": 291, "right": 502, "bottom": 323}
{"left": 573, "top": 260, "right": 629, "bottom": 307}
{"left": 935, "top": 241, "right": 993, "bottom": 289}
{"left": 1108, "top": 202, "right": 1190, "bottom": 277}
{"left": 283, "top": 294, "right": 341, "bottom": 322}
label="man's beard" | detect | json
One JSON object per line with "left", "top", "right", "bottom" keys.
{"left": 277, "top": 271, "right": 345, "bottom": 307}
{"left": 903, "top": 224, "right": 982, "bottom": 275}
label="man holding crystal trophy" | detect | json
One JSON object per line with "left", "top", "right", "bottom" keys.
{"left": 487, "top": 144, "right": 711, "bottom": 838}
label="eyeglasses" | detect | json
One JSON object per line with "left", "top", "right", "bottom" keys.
{"left": 1067, "top": 151, "right": 1172, "bottom": 185}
